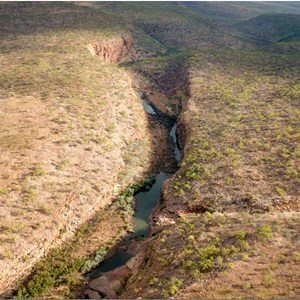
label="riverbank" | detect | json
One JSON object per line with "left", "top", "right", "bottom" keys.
{"left": 7, "top": 62, "right": 180, "bottom": 298}
{"left": 84, "top": 173, "right": 171, "bottom": 299}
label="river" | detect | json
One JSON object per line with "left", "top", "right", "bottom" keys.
{"left": 86, "top": 93, "right": 181, "bottom": 287}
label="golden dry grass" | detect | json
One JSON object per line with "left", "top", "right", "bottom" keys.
{"left": 0, "top": 2, "right": 152, "bottom": 294}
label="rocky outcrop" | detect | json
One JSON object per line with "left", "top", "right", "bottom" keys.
{"left": 87, "top": 34, "right": 133, "bottom": 63}
{"left": 85, "top": 253, "right": 144, "bottom": 299}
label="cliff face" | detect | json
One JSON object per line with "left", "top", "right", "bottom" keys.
{"left": 88, "top": 34, "right": 134, "bottom": 63}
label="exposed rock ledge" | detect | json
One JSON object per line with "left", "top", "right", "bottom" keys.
{"left": 85, "top": 252, "right": 144, "bottom": 299}
{"left": 87, "top": 34, "right": 133, "bottom": 63}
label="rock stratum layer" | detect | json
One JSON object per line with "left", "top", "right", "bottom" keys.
{"left": 88, "top": 34, "right": 134, "bottom": 63}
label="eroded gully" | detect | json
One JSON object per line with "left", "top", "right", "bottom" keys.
{"left": 84, "top": 95, "right": 181, "bottom": 299}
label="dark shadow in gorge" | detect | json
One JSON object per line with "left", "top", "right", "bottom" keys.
{"left": 82, "top": 51, "right": 190, "bottom": 299}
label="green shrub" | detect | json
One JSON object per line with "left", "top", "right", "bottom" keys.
{"left": 0, "top": 188, "right": 10, "bottom": 195}
{"left": 32, "top": 167, "right": 45, "bottom": 176}
{"left": 256, "top": 224, "right": 272, "bottom": 239}
{"left": 197, "top": 245, "right": 220, "bottom": 271}
{"left": 81, "top": 246, "right": 107, "bottom": 273}
{"left": 276, "top": 186, "right": 284, "bottom": 196}
{"left": 16, "top": 258, "right": 84, "bottom": 298}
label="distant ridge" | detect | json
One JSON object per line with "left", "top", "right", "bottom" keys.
{"left": 182, "top": 1, "right": 300, "bottom": 20}
{"left": 236, "top": 13, "right": 300, "bottom": 43}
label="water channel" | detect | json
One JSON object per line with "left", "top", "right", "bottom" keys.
{"left": 88, "top": 94, "right": 181, "bottom": 280}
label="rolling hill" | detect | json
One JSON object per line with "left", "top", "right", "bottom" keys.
{"left": 236, "top": 13, "right": 300, "bottom": 43}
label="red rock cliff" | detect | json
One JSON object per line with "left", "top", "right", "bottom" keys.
{"left": 88, "top": 34, "right": 133, "bottom": 63}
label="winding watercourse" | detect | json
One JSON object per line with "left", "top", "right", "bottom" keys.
{"left": 87, "top": 96, "right": 181, "bottom": 281}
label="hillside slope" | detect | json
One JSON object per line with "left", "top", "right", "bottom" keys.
{"left": 101, "top": 4, "right": 299, "bottom": 299}
{"left": 182, "top": 1, "right": 300, "bottom": 20}
{"left": 236, "top": 13, "right": 300, "bottom": 42}
{"left": 0, "top": 2, "right": 154, "bottom": 294}
{"left": 120, "top": 46, "right": 300, "bottom": 300}
{"left": 83, "top": 1, "right": 252, "bottom": 50}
